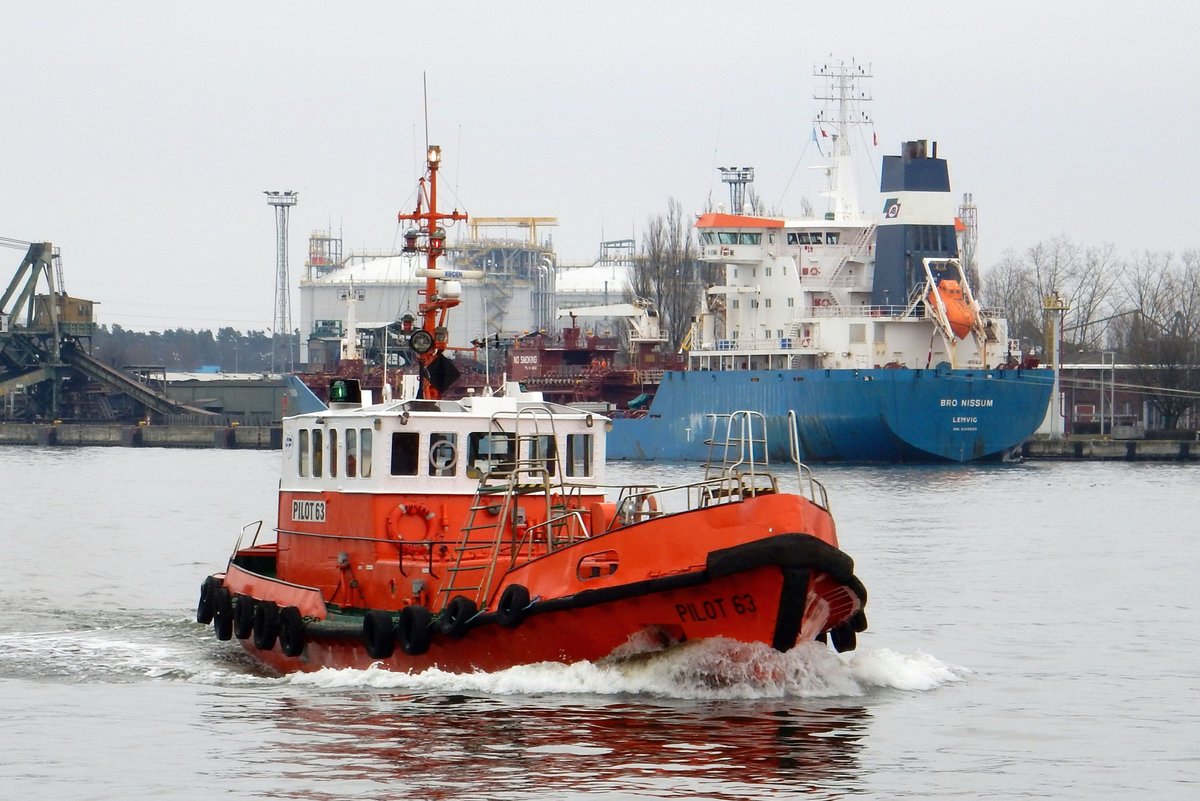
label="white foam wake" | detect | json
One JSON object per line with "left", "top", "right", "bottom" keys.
{"left": 286, "top": 639, "right": 969, "bottom": 701}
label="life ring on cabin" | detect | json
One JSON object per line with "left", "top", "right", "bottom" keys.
{"left": 428, "top": 439, "right": 457, "bottom": 473}
{"left": 386, "top": 502, "right": 439, "bottom": 539}
{"left": 362, "top": 610, "right": 396, "bottom": 659}
{"left": 278, "top": 606, "right": 305, "bottom": 657}
{"left": 800, "top": 337, "right": 812, "bottom": 348}
{"left": 439, "top": 595, "right": 478, "bottom": 639}
{"left": 496, "top": 584, "right": 531, "bottom": 628}
{"left": 398, "top": 605, "right": 433, "bottom": 655}
{"left": 810, "top": 267, "right": 820, "bottom": 276}
{"left": 252, "top": 600, "right": 280, "bottom": 651}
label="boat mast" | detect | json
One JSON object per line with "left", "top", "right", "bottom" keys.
{"left": 398, "top": 145, "right": 468, "bottom": 400}
{"left": 813, "top": 59, "right": 872, "bottom": 221}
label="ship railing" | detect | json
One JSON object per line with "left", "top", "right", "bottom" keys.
{"left": 522, "top": 509, "right": 592, "bottom": 551}
{"left": 593, "top": 473, "right": 780, "bottom": 534}
{"left": 230, "top": 520, "right": 270, "bottom": 560}
{"left": 787, "top": 410, "right": 830, "bottom": 510}
{"left": 703, "top": 410, "right": 771, "bottom": 487}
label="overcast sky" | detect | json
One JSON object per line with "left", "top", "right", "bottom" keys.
{"left": 3, "top": 1, "right": 1196, "bottom": 332}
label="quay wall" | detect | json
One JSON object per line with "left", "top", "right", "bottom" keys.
{"left": 0, "top": 423, "right": 280, "bottom": 450}
{"left": 1023, "top": 437, "right": 1198, "bottom": 462}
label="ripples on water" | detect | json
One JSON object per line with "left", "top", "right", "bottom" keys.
{"left": 0, "top": 606, "right": 961, "bottom": 800}
{"left": 1, "top": 447, "right": 1196, "bottom": 799}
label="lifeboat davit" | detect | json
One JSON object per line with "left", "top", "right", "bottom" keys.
{"left": 928, "top": 279, "right": 977, "bottom": 339}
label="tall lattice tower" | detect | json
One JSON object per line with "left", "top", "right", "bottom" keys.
{"left": 265, "top": 190, "right": 298, "bottom": 373}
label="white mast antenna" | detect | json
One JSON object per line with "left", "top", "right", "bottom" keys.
{"left": 812, "top": 59, "right": 872, "bottom": 221}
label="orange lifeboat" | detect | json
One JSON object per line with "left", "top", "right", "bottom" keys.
{"left": 928, "top": 279, "right": 977, "bottom": 339}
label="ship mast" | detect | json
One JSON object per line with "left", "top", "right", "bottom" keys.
{"left": 813, "top": 59, "right": 873, "bottom": 221}
{"left": 398, "top": 145, "right": 468, "bottom": 400}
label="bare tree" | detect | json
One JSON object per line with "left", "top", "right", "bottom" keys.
{"left": 981, "top": 236, "right": 1121, "bottom": 357}
{"left": 980, "top": 249, "right": 1041, "bottom": 347}
{"left": 1113, "top": 250, "right": 1200, "bottom": 429}
{"left": 628, "top": 198, "right": 716, "bottom": 349}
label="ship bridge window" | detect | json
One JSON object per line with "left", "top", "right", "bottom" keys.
{"left": 467, "top": 432, "right": 517, "bottom": 478}
{"left": 328, "top": 429, "right": 338, "bottom": 478}
{"left": 428, "top": 432, "right": 459, "bottom": 477}
{"left": 298, "top": 429, "right": 309, "bottom": 477}
{"left": 787, "top": 233, "right": 798, "bottom": 245}
{"left": 312, "top": 429, "right": 323, "bottom": 477}
{"left": 717, "top": 232, "right": 738, "bottom": 245}
{"left": 738, "top": 233, "right": 761, "bottom": 245}
{"left": 360, "top": 429, "right": 373, "bottom": 478}
{"left": 529, "top": 435, "right": 557, "bottom": 476}
{"left": 700, "top": 232, "right": 715, "bottom": 245}
{"left": 826, "top": 232, "right": 840, "bottom": 245}
{"left": 798, "top": 233, "right": 814, "bottom": 244}
{"left": 390, "top": 432, "right": 420, "bottom": 476}
{"left": 566, "top": 433, "right": 593, "bottom": 477}
{"left": 346, "top": 429, "right": 358, "bottom": 477}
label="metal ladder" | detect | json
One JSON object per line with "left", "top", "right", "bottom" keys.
{"left": 437, "top": 407, "right": 564, "bottom": 610}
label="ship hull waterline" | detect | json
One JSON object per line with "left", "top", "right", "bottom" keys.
{"left": 608, "top": 366, "right": 1056, "bottom": 463}
{"left": 212, "top": 532, "right": 866, "bottom": 675}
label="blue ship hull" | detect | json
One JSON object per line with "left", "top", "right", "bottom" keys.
{"left": 608, "top": 366, "right": 1054, "bottom": 463}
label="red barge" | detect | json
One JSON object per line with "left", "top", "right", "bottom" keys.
{"left": 196, "top": 144, "right": 867, "bottom": 674}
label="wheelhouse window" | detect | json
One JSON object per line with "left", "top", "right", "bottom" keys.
{"left": 467, "top": 432, "right": 517, "bottom": 477}
{"left": 328, "top": 429, "right": 338, "bottom": 478}
{"left": 312, "top": 429, "right": 323, "bottom": 477}
{"left": 717, "top": 231, "right": 738, "bottom": 244}
{"left": 390, "top": 431, "right": 420, "bottom": 476}
{"left": 346, "top": 429, "right": 358, "bottom": 478}
{"left": 298, "top": 429, "right": 309, "bottom": 477}
{"left": 530, "top": 435, "right": 557, "bottom": 476}
{"left": 428, "top": 432, "right": 459, "bottom": 477}
{"left": 566, "top": 433, "right": 593, "bottom": 477}
{"left": 360, "top": 429, "right": 373, "bottom": 478}
{"left": 826, "top": 232, "right": 840, "bottom": 245}
{"left": 738, "top": 233, "right": 761, "bottom": 245}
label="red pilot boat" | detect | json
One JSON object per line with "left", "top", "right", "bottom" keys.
{"left": 196, "top": 144, "right": 868, "bottom": 674}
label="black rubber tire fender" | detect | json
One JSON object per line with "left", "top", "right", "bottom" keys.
{"left": 252, "top": 600, "right": 280, "bottom": 651}
{"left": 196, "top": 577, "right": 217, "bottom": 625}
{"left": 277, "top": 606, "right": 305, "bottom": 657}
{"left": 495, "top": 584, "right": 531, "bottom": 629}
{"left": 830, "top": 622, "right": 857, "bottom": 653}
{"left": 212, "top": 587, "right": 234, "bottom": 641}
{"left": 397, "top": 605, "right": 433, "bottom": 656}
{"left": 233, "top": 594, "right": 256, "bottom": 640}
{"left": 438, "top": 596, "right": 477, "bottom": 639}
{"left": 362, "top": 610, "right": 396, "bottom": 659}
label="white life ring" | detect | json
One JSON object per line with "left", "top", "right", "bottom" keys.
{"left": 810, "top": 266, "right": 821, "bottom": 276}
{"left": 800, "top": 337, "right": 812, "bottom": 348}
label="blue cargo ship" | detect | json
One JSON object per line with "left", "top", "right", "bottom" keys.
{"left": 606, "top": 61, "right": 1053, "bottom": 462}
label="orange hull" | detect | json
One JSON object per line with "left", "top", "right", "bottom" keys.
{"left": 206, "top": 494, "right": 866, "bottom": 673}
